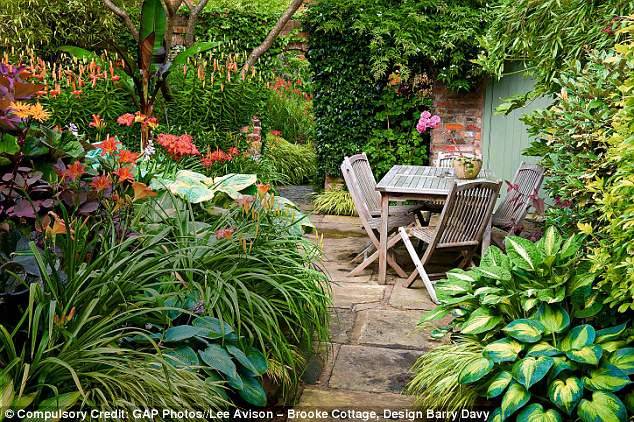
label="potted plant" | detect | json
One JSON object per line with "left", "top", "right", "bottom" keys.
{"left": 452, "top": 155, "right": 482, "bottom": 179}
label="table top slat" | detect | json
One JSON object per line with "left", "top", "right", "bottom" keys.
{"left": 376, "top": 165, "right": 496, "bottom": 195}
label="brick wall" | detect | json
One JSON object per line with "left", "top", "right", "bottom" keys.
{"left": 430, "top": 81, "right": 485, "bottom": 162}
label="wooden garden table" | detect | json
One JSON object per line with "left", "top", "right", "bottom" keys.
{"left": 375, "top": 165, "right": 497, "bottom": 284}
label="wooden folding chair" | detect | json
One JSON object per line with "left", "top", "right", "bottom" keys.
{"left": 399, "top": 180, "right": 501, "bottom": 303}
{"left": 341, "top": 154, "right": 424, "bottom": 278}
{"left": 493, "top": 162, "right": 545, "bottom": 234}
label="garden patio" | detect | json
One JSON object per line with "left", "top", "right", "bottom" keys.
{"left": 1, "top": 1, "right": 634, "bottom": 421}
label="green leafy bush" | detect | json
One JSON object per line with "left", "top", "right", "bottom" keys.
{"left": 303, "top": 0, "right": 486, "bottom": 179}
{"left": 264, "top": 134, "right": 316, "bottom": 185}
{"left": 263, "top": 78, "right": 315, "bottom": 144}
{"left": 415, "top": 227, "right": 634, "bottom": 419}
{"left": 478, "top": 0, "right": 632, "bottom": 96}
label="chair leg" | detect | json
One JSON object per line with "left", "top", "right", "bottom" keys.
{"left": 352, "top": 241, "right": 375, "bottom": 263}
{"left": 349, "top": 232, "right": 402, "bottom": 276}
{"left": 399, "top": 227, "right": 439, "bottom": 304}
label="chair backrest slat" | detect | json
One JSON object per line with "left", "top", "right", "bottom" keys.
{"left": 340, "top": 154, "right": 380, "bottom": 220}
{"left": 493, "top": 162, "right": 545, "bottom": 229}
{"left": 434, "top": 181, "right": 501, "bottom": 247}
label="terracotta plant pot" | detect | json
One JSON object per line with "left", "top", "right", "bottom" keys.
{"left": 453, "top": 157, "right": 482, "bottom": 179}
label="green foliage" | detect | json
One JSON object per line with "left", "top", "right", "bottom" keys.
{"left": 0, "top": 0, "right": 132, "bottom": 54}
{"left": 590, "top": 23, "right": 634, "bottom": 313}
{"left": 263, "top": 134, "right": 316, "bottom": 185}
{"left": 304, "top": 0, "right": 485, "bottom": 178}
{"left": 522, "top": 50, "right": 622, "bottom": 236}
{"left": 263, "top": 81, "right": 315, "bottom": 144}
{"left": 406, "top": 338, "right": 482, "bottom": 412}
{"left": 312, "top": 187, "right": 356, "bottom": 216}
{"left": 478, "top": 0, "right": 633, "bottom": 96}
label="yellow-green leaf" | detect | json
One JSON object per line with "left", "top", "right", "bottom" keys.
{"left": 458, "top": 357, "right": 494, "bottom": 384}
{"left": 526, "top": 341, "right": 561, "bottom": 358}
{"left": 487, "top": 371, "right": 512, "bottom": 399}
{"left": 565, "top": 344, "right": 602, "bottom": 365}
{"left": 532, "top": 304, "right": 570, "bottom": 335}
{"left": 461, "top": 307, "right": 502, "bottom": 335}
{"left": 583, "top": 365, "right": 631, "bottom": 392}
{"left": 560, "top": 325, "right": 595, "bottom": 351}
{"left": 577, "top": 391, "right": 627, "bottom": 422}
{"left": 503, "top": 319, "right": 544, "bottom": 343}
{"left": 501, "top": 382, "right": 531, "bottom": 419}
{"left": 607, "top": 347, "right": 634, "bottom": 375}
{"left": 484, "top": 338, "right": 523, "bottom": 363}
{"left": 512, "top": 356, "right": 554, "bottom": 389}
{"left": 517, "top": 403, "right": 562, "bottom": 422}
{"left": 548, "top": 376, "right": 583, "bottom": 415}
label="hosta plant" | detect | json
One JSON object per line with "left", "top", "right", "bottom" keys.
{"left": 126, "top": 315, "right": 268, "bottom": 407}
{"left": 421, "top": 227, "right": 595, "bottom": 339}
{"left": 458, "top": 306, "right": 633, "bottom": 421}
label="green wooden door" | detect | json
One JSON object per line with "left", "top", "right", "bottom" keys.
{"left": 482, "top": 71, "right": 552, "bottom": 188}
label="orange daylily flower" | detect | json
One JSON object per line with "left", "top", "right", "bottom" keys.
{"left": 96, "top": 135, "right": 120, "bottom": 155}
{"left": 45, "top": 211, "right": 74, "bottom": 238}
{"left": 65, "top": 161, "right": 85, "bottom": 181}
{"left": 132, "top": 182, "right": 157, "bottom": 202}
{"left": 118, "top": 150, "right": 140, "bottom": 164}
{"left": 215, "top": 227, "right": 235, "bottom": 240}
{"left": 90, "top": 175, "right": 112, "bottom": 192}
{"left": 113, "top": 166, "right": 135, "bottom": 183}
{"left": 256, "top": 183, "right": 270, "bottom": 196}
{"left": 89, "top": 114, "right": 106, "bottom": 129}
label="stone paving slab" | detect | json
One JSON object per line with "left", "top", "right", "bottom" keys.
{"left": 329, "top": 308, "right": 356, "bottom": 344}
{"left": 298, "top": 387, "right": 414, "bottom": 407}
{"left": 355, "top": 309, "right": 429, "bottom": 349}
{"left": 328, "top": 345, "right": 421, "bottom": 393}
{"left": 388, "top": 284, "right": 436, "bottom": 310}
{"left": 331, "top": 283, "right": 386, "bottom": 309}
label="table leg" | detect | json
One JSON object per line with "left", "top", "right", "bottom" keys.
{"left": 379, "top": 193, "right": 389, "bottom": 284}
{"left": 482, "top": 215, "right": 492, "bottom": 256}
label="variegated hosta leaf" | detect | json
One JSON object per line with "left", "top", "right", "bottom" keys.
{"left": 532, "top": 304, "right": 570, "bottom": 335}
{"left": 487, "top": 408, "right": 502, "bottom": 422}
{"left": 583, "top": 365, "right": 631, "bottom": 392}
{"left": 526, "top": 342, "right": 562, "bottom": 358}
{"left": 517, "top": 403, "right": 563, "bottom": 422}
{"left": 458, "top": 357, "right": 494, "bottom": 384}
{"left": 483, "top": 338, "right": 524, "bottom": 363}
{"left": 419, "top": 306, "right": 450, "bottom": 324}
{"left": 572, "top": 292, "right": 604, "bottom": 318}
{"left": 566, "top": 345, "right": 603, "bottom": 365}
{"left": 548, "top": 376, "right": 584, "bottom": 415}
{"left": 445, "top": 269, "right": 479, "bottom": 284}
{"left": 560, "top": 325, "right": 596, "bottom": 351}
{"left": 474, "top": 265, "right": 512, "bottom": 281}
{"left": 501, "top": 382, "right": 531, "bottom": 419}
{"left": 577, "top": 391, "right": 627, "bottom": 422}
{"left": 607, "top": 347, "right": 634, "bottom": 375}
{"left": 435, "top": 279, "right": 472, "bottom": 296}
{"left": 601, "top": 341, "right": 629, "bottom": 353}
{"left": 596, "top": 323, "right": 628, "bottom": 344}
{"left": 460, "top": 307, "right": 502, "bottom": 335}
{"left": 213, "top": 173, "right": 257, "bottom": 199}
{"left": 548, "top": 357, "right": 577, "bottom": 384}
{"left": 481, "top": 245, "right": 511, "bottom": 269}
{"left": 502, "top": 319, "right": 545, "bottom": 343}
{"left": 558, "top": 233, "right": 583, "bottom": 260}
{"left": 539, "top": 226, "right": 562, "bottom": 257}
{"left": 523, "top": 298, "right": 540, "bottom": 312}
{"left": 487, "top": 371, "right": 513, "bottom": 399}
{"left": 474, "top": 286, "right": 504, "bottom": 296}
{"left": 512, "top": 356, "right": 554, "bottom": 389}
{"left": 168, "top": 179, "right": 215, "bottom": 203}
{"left": 505, "top": 235, "right": 543, "bottom": 271}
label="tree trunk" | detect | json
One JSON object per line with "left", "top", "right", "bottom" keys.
{"left": 242, "top": 0, "right": 304, "bottom": 72}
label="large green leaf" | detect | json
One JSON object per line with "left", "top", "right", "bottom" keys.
{"left": 538, "top": 226, "right": 562, "bottom": 257}
{"left": 503, "top": 319, "right": 544, "bottom": 343}
{"left": 517, "top": 403, "right": 562, "bottom": 422}
{"left": 481, "top": 245, "right": 511, "bottom": 269}
{"left": 474, "top": 265, "right": 512, "bottom": 281}
{"left": 163, "top": 325, "right": 205, "bottom": 342}
{"left": 512, "top": 356, "right": 554, "bottom": 389}
{"left": 140, "top": 0, "right": 167, "bottom": 55}
{"left": 596, "top": 324, "right": 628, "bottom": 344}
{"left": 548, "top": 357, "right": 577, "bottom": 383}
{"left": 505, "top": 236, "right": 543, "bottom": 271}
{"left": 199, "top": 344, "right": 241, "bottom": 389}
{"left": 238, "top": 375, "right": 267, "bottom": 407}
{"left": 0, "top": 134, "right": 20, "bottom": 155}
{"left": 172, "top": 41, "right": 221, "bottom": 66}
{"left": 532, "top": 304, "right": 570, "bottom": 335}
{"left": 445, "top": 269, "right": 479, "bottom": 284}
{"left": 560, "top": 325, "right": 595, "bottom": 351}
{"left": 483, "top": 338, "right": 523, "bottom": 363}
{"left": 583, "top": 365, "right": 631, "bottom": 392}
{"left": 435, "top": 279, "right": 472, "bottom": 296}
{"left": 558, "top": 233, "right": 583, "bottom": 260}
{"left": 193, "top": 316, "right": 234, "bottom": 339}
{"left": 501, "top": 382, "right": 531, "bottom": 419}
{"left": 487, "top": 371, "right": 513, "bottom": 399}
{"left": 548, "top": 376, "right": 584, "bottom": 415}
{"left": 566, "top": 345, "right": 602, "bottom": 365}
{"left": 488, "top": 408, "right": 503, "bottom": 422}
{"left": 607, "top": 348, "right": 634, "bottom": 375}
{"left": 577, "top": 391, "right": 627, "bottom": 422}
{"left": 226, "top": 344, "right": 260, "bottom": 375}
{"left": 213, "top": 173, "right": 257, "bottom": 199}
{"left": 460, "top": 307, "right": 502, "bottom": 335}
{"left": 164, "top": 346, "right": 200, "bottom": 368}
{"left": 526, "top": 342, "right": 562, "bottom": 358}
{"left": 420, "top": 306, "right": 450, "bottom": 323}
{"left": 245, "top": 347, "right": 268, "bottom": 376}
{"left": 458, "top": 357, "right": 494, "bottom": 384}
